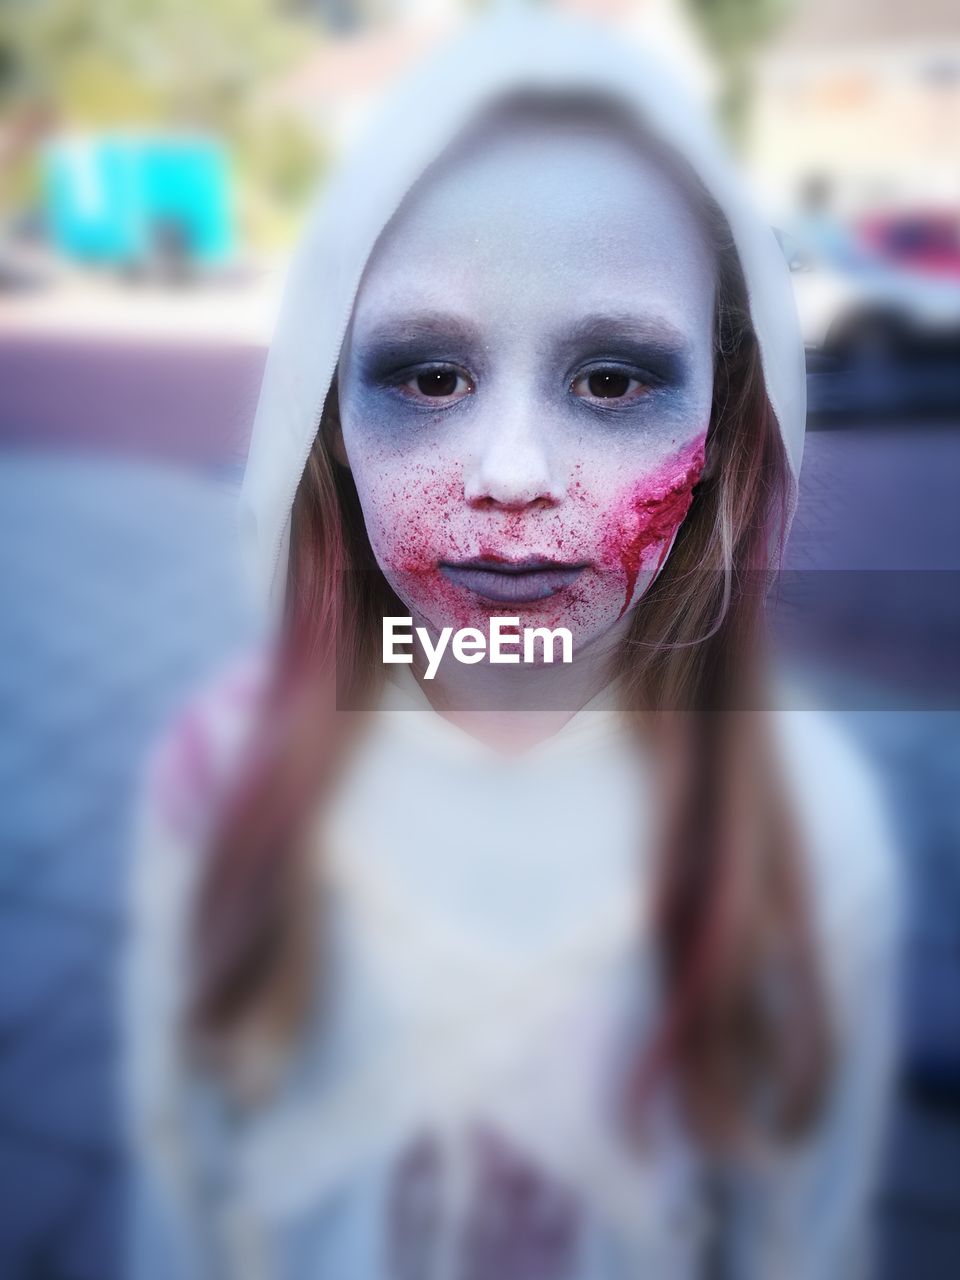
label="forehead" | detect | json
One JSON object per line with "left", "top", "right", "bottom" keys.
{"left": 349, "top": 107, "right": 717, "bottom": 347}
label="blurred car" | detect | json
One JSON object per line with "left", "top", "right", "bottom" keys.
{"left": 40, "top": 132, "right": 235, "bottom": 281}
{"left": 858, "top": 211, "right": 960, "bottom": 281}
{"left": 774, "top": 219, "right": 960, "bottom": 367}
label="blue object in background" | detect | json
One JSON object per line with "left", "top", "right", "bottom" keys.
{"left": 40, "top": 132, "right": 235, "bottom": 270}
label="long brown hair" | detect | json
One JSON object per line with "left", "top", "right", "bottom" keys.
{"left": 187, "top": 100, "right": 831, "bottom": 1147}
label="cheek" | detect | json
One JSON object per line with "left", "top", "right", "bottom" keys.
{"left": 353, "top": 431, "right": 708, "bottom": 635}
{"left": 356, "top": 455, "right": 479, "bottom": 625}
{"left": 596, "top": 431, "right": 708, "bottom": 618}
{"left": 361, "top": 459, "right": 465, "bottom": 570}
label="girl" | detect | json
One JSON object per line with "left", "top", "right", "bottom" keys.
{"left": 126, "top": 9, "right": 901, "bottom": 1279}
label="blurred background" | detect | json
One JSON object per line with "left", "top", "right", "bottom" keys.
{"left": 0, "top": 0, "right": 958, "bottom": 1275}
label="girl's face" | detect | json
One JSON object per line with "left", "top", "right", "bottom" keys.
{"left": 336, "top": 115, "right": 716, "bottom": 656}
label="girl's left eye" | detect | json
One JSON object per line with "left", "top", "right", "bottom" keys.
{"left": 571, "top": 368, "right": 650, "bottom": 405}
{"left": 396, "top": 366, "right": 474, "bottom": 404}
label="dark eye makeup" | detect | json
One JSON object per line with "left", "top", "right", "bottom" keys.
{"left": 353, "top": 311, "right": 691, "bottom": 415}
{"left": 568, "top": 359, "right": 668, "bottom": 408}
{"left": 360, "top": 357, "right": 677, "bottom": 419}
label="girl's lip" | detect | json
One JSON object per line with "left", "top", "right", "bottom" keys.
{"left": 438, "top": 557, "right": 588, "bottom": 603}
{"left": 450, "top": 555, "right": 588, "bottom": 574}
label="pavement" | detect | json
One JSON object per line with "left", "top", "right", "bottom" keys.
{"left": 0, "top": 319, "right": 958, "bottom": 1276}
{"left": 0, "top": 457, "right": 257, "bottom": 1278}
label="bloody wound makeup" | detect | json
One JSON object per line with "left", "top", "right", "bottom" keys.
{"left": 336, "top": 107, "right": 717, "bottom": 662}
{"left": 349, "top": 429, "right": 708, "bottom": 649}
{"left": 607, "top": 433, "right": 706, "bottom": 619}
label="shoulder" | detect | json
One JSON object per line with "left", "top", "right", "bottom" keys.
{"left": 771, "top": 706, "right": 903, "bottom": 974}
{"left": 128, "top": 644, "right": 275, "bottom": 986}
{"left": 137, "top": 643, "right": 273, "bottom": 854}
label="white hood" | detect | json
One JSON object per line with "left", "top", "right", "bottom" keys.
{"left": 239, "top": 6, "right": 806, "bottom": 621}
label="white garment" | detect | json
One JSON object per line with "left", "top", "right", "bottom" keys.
{"left": 125, "top": 11, "right": 896, "bottom": 1273}
{"left": 124, "top": 656, "right": 902, "bottom": 1280}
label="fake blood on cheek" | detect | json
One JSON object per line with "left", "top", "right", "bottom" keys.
{"left": 603, "top": 432, "right": 708, "bottom": 619}
{"left": 369, "top": 432, "right": 708, "bottom": 630}
{"left": 370, "top": 464, "right": 475, "bottom": 625}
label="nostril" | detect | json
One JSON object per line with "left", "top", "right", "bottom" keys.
{"left": 470, "top": 493, "right": 559, "bottom": 513}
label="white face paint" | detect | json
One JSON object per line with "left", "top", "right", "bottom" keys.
{"left": 336, "top": 109, "right": 717, "bottom": 660}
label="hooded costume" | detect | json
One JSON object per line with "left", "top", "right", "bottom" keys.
{"left": 238, "top": 4, "right": 807, "bottom": 624}
{"left": 127, "top": 10, "right": 899, "bottom": 1280}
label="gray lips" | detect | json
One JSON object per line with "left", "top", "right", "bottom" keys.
{"left": 438, "top": 563, "right": 584, "bottom": 603}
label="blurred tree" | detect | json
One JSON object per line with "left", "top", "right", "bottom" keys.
{"left": 1, "top": 0, "right": 328, "bottom": 245}
{"left": 286, "top": 0, "right": 365, "bottom": 33}
{"left": 685, "top": 0, "right": 796, "bottom": 143}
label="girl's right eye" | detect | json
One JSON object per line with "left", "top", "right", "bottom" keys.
{"left": 394, "top": 366, "right": 475, "bottom": 406}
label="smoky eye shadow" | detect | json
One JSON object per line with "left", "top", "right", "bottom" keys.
{"left": 574, "top": 344, "right": 691, "bottom": 389}
{"left": 358, "top": 343, "right": 473, "bottom": 386}
{"left": 555, "top": 313, "right": 695, "bottom": 386}
{"left": 355, "top": 313, "right": 486, "bottom": 384}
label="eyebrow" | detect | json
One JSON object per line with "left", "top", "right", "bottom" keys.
{"left": 358, "top": 311, "right": 484, "bottom": 356}
{"left": 554, "top": 311, "right": 694, "bottom": 366}
{"left": 357, "top": 307, "right": 694, "bottom": 370}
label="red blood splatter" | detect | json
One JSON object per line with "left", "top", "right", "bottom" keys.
{"left": 608, "top": 434, "right": 707, "bottom": 618}
{"left": 365, "top": 431, "right": 708, "bottom": 641}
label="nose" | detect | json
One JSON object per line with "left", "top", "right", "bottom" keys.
{"left": 463, "top": 398, "right": 564, "bottom": 511}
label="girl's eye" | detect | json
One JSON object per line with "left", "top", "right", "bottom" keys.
{"left": 571, "top": 368, "right": 650, "bottom": 405}
{"left": 396, "top": 366, "right": 474, "bottom": 404}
